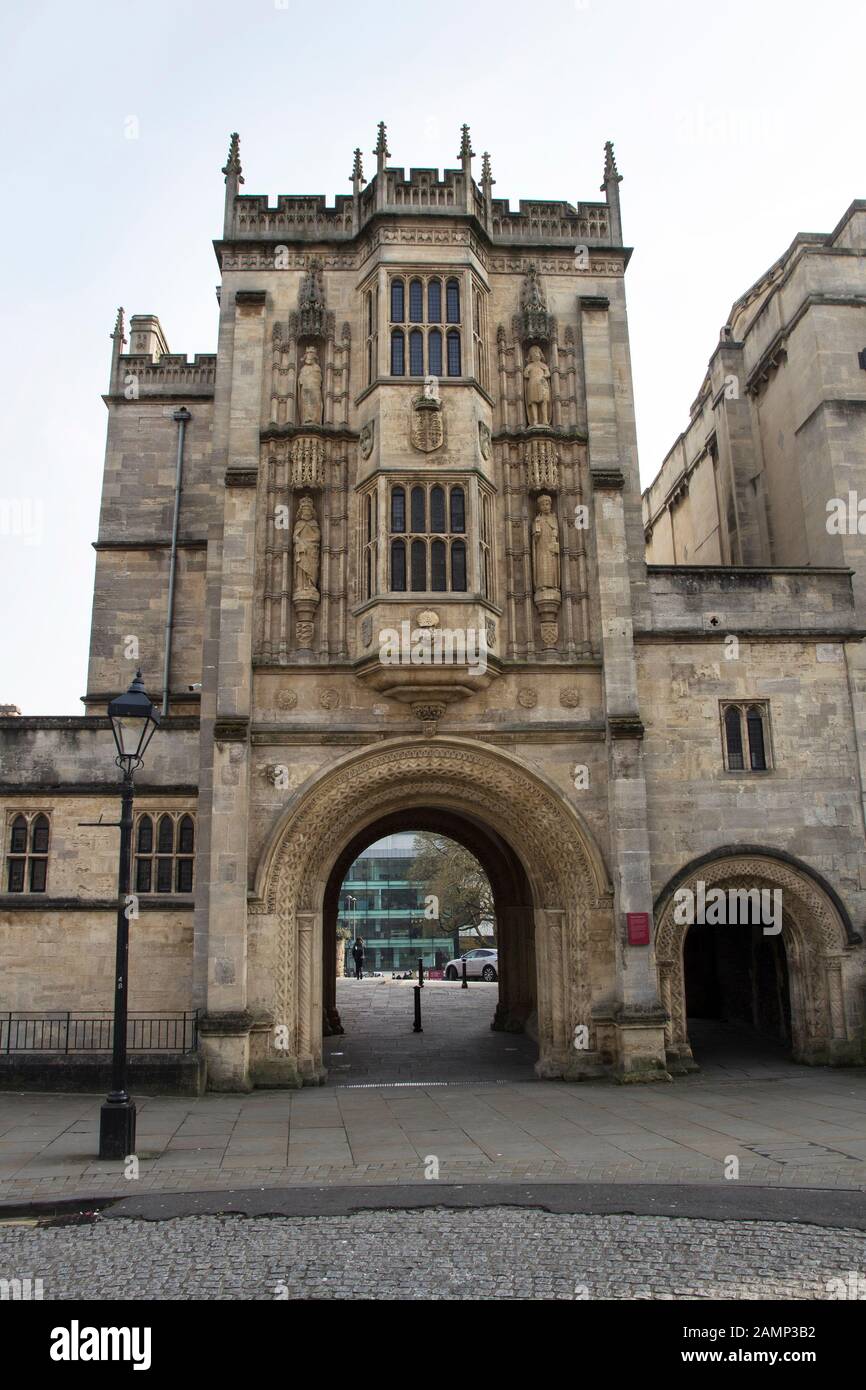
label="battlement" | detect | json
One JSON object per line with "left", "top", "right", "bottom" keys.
{"left": 220, "top": 126, "right": 623, "bottom": 248}
{"left": 109, "top": 346, "right": 217, "bottom": 399}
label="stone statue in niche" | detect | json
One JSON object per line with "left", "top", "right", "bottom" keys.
{"left": 532, "top": 491, "right": 561, "bottom": 650}
{"left": 524, "top": 345, "right": 551, "bottom": 427}
{"left": 297, "top": 346, "right": 323, "bottom": 426}
{"left": 532, "top": 493, "right": 560, "bottom": 592}
{"left": 293, "top": 495, "right": 321, "bottom": 597}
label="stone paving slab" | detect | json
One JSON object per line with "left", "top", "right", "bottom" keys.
{"left": 0, "top": 979, "right": 864, "bottom": 1206}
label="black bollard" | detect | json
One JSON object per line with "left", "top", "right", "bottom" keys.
{"left": 418, "top": 956, "right": 424, "bottom": 988}
{"left": 461, "top": 957, "right": 468, "bottom": 989}
{"left": 413, "top": 985, "right": 423, "bottom": 1033}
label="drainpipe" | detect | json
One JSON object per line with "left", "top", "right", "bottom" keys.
{"left": 162, "top": 408, "right": 191, "bottom": 717}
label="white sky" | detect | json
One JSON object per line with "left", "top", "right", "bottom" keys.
{"left": 1, "top": 0, "right": 863, "bottom": 714}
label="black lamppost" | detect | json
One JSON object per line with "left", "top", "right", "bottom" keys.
{"left": 99, "top": 670, "right": 160, "bottom": 1160}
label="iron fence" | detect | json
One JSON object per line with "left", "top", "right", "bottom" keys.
{"left": 1, "top": 1011, "right": 199, "bottom": 1054}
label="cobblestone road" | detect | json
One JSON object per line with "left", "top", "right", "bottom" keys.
{"left": 1, "top": 1210, "right": 864, "bottom": 1300}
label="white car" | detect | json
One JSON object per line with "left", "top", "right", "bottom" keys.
{"left": 444, "top": 948, "right": 498, "bottom": 982}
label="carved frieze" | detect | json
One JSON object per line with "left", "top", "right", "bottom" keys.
{"left": 290, "top": 435, "right": 326, "bottom": 489}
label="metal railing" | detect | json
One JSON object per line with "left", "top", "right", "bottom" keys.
{"left": 1, "top": 1011, "right": 199, "bottom": 1055}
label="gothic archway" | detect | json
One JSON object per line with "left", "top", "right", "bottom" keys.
{"left": 654, "top": 850, "right": 860, "bottom": 1069}
{"left": 249, "top": 737, "right": 611, "bottom": 1084}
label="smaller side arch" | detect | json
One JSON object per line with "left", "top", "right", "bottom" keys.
{"left": 654, "top": 849, "right": 863, "bottom": 1069}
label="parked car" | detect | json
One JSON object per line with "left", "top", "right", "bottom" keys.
{"left": 443, "top": 948, "right": 498, "bottom": 982}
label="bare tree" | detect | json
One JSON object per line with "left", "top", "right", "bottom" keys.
{"left": 409, "top": 833, "right": 495, "bottom": 945}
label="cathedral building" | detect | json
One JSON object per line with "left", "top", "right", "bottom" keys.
{"left": 1, "top": 129, "right": 863, "bottom": 1091}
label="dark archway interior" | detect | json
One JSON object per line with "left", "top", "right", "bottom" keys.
{"left": 684, "top": 919, "right": 792, "bottom": 1062}
{"left": 321, "top": 808, "right": 537, "bottom": 1070}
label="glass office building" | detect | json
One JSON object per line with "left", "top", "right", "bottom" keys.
{"left": 338, "top": 833, "right": 458, "bottom": 973}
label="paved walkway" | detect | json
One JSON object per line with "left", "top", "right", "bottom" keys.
{"left": 1, "top": 1063, "right": 864, "bottom": 1205}
{"left": 325, "top": 978, "right": 537, "bottom": 1082}
{"left": 0, "top": 981, "right": 864, "bottom": 1205}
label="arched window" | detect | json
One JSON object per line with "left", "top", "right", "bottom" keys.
{"left": 390, "top": 278, "right": 404, "bottom": 322}
{"left": 31, "top": 815, "right": 49, "bottom": 855}
{"left": 176, "top": 815, "right": 195, "bottom": 892}
{"left": 446, "top": 330, "right": 461, "bottom": 377}
{"left": 363, "top": 490, "right": 378, "bottom": 601}
{"left": 390, "top": 330, "right": 404, "bottom": 376}
{"left": 747, "top": 706, "right": 767, "bottom": 771}
{"left": 722, "top": 701, "right": 771, "bottom": 773}
{"left": 431, "top": 539, "right": 447, "bottom": 591}
{"left": 428, "top": 279, "right": 442, "bottom": 323}
{"left": 156, "top": 815, "right": 174, "bottom": 892}
{"left": 724, "top": 706, "right": 745, "bottom": 771}
{"left": 411, "top": 486, "right": 426, "bottom": 533}
{"left": 411, "top": 539, "right": 427, "bottom": 591}
{"left": 137, "top": 815, "right": 153, "bottom": 854}
{"left": 409, "top": 279, "right": 424, "bottom": 322}
{"left": 387, "top": 480, "right": 479, "bottom": 595}
{"left": 157, "top": 815, "right": 174, "bottom": 854}
{"left": 428, "top": 328, "right": 442, "bottom": 378}
{"left": 391, "top": 539, "right": 406, "bottom": 591}
{"left": 178, "top": 815, "right": 195, "bottom": 855}
{"left": 134, "top": 812, "right": 196, "bottom": 894}
{"left": 7, "top": 815, "right": 27, "bottom": 892}
{"left": 451, "top": 540, "right": 467, "bottom": 591}
{"left": 7, "top": 812, "right": 49, "bottom": 893}
{"left": 409, "top": 329, "right": 424, "bottom": 376}
{"left": 9, "top": 814, "right": 27, "bottom": 855}
{"left": 430, "top": 486, "right": 446, "bottom": 534}
{"left": 446, "top": 278, "right": 460, "bottom": 323}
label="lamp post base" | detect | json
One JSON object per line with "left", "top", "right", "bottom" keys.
{"left": 99, "top": 1099, "right": 137, "bottom": 1160}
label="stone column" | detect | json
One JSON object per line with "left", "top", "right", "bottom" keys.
{"left": 580, "top": 294, "right": 668, "bottom": 1081}
{"left": 296, "top": 911, "right": 326, "bottom": 1083}
{"left": 200, "top": 288, "right": 267, "bottom": 1090}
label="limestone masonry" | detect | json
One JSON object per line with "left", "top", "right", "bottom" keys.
{"left": 1, "top": 128, "right": 864, "bottom": 1089}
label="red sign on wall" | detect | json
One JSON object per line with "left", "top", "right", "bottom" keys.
{"left": 626, "top": 912, "right": 651, "bottom": 946}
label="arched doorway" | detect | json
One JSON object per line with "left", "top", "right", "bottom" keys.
{"left": 323, "top": 811, "right": 534, "bottom": 1038}
{"left": 654, "top": 850, "right": 861, "bottom": 1071}
{"left": 682, "top": 918, "right": 792, "bottom": 1063}
{"left": 248, "top": 737, "right": 611, "bottom": 1085}
{"left": 323, "top": 819, "right": 537, "bottom": 1082}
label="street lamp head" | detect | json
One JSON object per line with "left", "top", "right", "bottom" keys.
{"left": 108, "top": 669, "right": 160, "bottom": 777}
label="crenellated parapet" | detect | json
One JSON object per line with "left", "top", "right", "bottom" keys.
{"left": 109, "top": 351, "right": 217, "bottom": 399}
{"left": 218, "top": 125, "right": 625, "bottom": 250}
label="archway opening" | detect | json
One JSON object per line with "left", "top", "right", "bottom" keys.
{"left": 684, "top": 918, "right": 792, "bottom": 1066}
{"left": 655, "top": 850, "right": 860, "bottom": 1073}
{"left": 321, "top": 809, "right": 539, "bottom": 1084}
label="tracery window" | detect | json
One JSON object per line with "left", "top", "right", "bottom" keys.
{"left": 721, "top": 702, "right": 771, "bottom": 772}
{"left": 388, "top": 481, "right": 469, "bottom": 593}
{"left": 134, "top": 812, "right": 195, "bottom": 894}
{"left": 388, "top": 273, "right": 463, "bottom": 379}
{"left": 5, "top": 812, "right": 49, "bottom": 893}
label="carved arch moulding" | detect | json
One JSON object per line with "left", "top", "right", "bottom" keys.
{"left": 248, "top": 737, "right": 612, "bottom": 1082}
{"left": 654, "top": 852, "right": 863, "bottom": 1069}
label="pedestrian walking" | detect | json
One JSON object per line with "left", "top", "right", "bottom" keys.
{"left": 351, "top": 936, "right": 365, "bottom": 980}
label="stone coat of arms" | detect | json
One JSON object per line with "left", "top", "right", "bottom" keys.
{"left": 410, "top": 395, "right": 444, "bottom": 453}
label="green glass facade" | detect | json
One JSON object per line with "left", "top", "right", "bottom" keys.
{"left": 338, "top": 833, "right": 457, "bottom": 973}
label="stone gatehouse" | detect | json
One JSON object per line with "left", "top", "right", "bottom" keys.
{"left": 1, "top": 129, "right": 863, "bottom": 1089}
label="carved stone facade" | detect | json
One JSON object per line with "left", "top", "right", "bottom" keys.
{"left": 0, "top": 135, "right": 864, "bottom": 1092}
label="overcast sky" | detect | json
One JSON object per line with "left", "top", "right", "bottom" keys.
{"left": 2, "top": 0, "right": 863, "bottom": 714}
